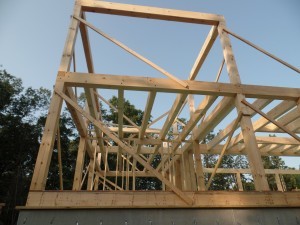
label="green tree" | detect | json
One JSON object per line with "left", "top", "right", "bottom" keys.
{"left": 0, "top": 70, "right": 50, "bottom": 224}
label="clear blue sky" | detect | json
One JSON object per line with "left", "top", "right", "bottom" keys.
{"left": 1, "top": 0, "right": 299, "bottom": 167}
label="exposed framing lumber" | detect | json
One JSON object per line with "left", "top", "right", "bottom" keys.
{"left": 58, "top": 72, "right": 300, "bottom": 100}
{"left": 78, "top": 0, "right": 224, "bottom": 25}
{"left": 218, "top": 21, "right": 269, "bottom": 191}
{"left": 73, "top": 15, "right": 188, "bottom": 88}
{"left": 55, "top": 88, "right": 193, "bottom": 205}
{"left": 224, "top": 28, "right": 300, "bottom": 74}
{"left": 206, "top": 112, "right": 243, "bottom": 190}
{"left": 241, "top": 99, "right": 300, "bottom": 142}
{"left": 27, "top": 0, "right": 300, "bottom": 210}
{"left": 25, "top": 191, "right": 300, "bottom": 208}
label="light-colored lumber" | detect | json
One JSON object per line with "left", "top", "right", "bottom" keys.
{"left": 218, "top": 21, "right": 269, "bottom": 191}
{"left": 73, "top": 15, "right": 188, "bottom": 88}
{"left": 78, "top": 0, "right": 224, "bottom": 25}
{"left": 56, "top": 123, "right": 64, "bottom": 190}
{"left": 206, "top": 112, "right": 243, "bottom": 190}
{"left": 207, "top": 99, "right": 272, "bottom": 151}
{"left": 224, "top": 28, "right": 300, "bottom": 74}
{"left": 73, "top": 137, "right": 87, "bottom": 190}
{"left": 189, "top": 26, "right": 218, "bottom": 80}
{"left": 242, "top": 99, "right": 300, "bottom": 142}
{"left": 59, "top": 72, "right": 300, "bottom": 100}
{"left": 55, "top": 88, "right": 193, "bottom": 205}
{"left": 25, "top": 191, "right": 300, "bottom": 208}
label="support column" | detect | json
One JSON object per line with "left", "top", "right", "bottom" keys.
{"left": 236, "top": 173, "right": 243, "bottom": 191}
{"left": 275, "top": 173, "right": 283, "bottom": 192}
{"left": 30, "top": 82, "right": 64, "bottom": 190}
{"left": 73, "top": 137, "right": 87, "bottom": 190}
{"left": 218, "top": 21, "right": 269, "bottom": 191}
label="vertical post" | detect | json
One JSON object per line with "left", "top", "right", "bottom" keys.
{"left": 218, "top": 21, "right": 269, "bottom": 191}
{"left": 275, "top": 173, "right": 283, "bottom": 192}
{"left": 188, "top": 151, "right": 197, "bottom": 190}
{"left": 236, "top": 173, "right": 243, "bottom": 191}
{"left": 57, "top": 123, "right": 64, "bottom": 190}
{"left": 174, "top": 160, "right": 182, "bottom": 189}
{"left": 73, "top": 137, "right": 86, "bottom": 190}
{"left": 188, "top": 95, "right": 205, "bottom": 190}
{"left": 30, "top": 3, "right": 82, "bottom": 191}
{"left": 30, "top": 82, "right": 65, "bottom": 190}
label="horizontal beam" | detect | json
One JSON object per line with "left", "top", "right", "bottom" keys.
{"left": 78, "top": 0, "right": 223, "bottom": 25}
{"left": 99, "top": 168, "right": 300, "bottom": 177}
{"left": 58, "top": 72, "right": 300, "bottom": 100}
{"left": 104, "top": 144, "right": 300, "bottom": 157}
{"left": 25, "top": 191, "right": 300, "bottom": 208}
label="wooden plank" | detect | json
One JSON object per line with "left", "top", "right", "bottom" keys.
{"left": 99, "top": 168, "right": 300, "bottom": 177}
{"left": 25, "top": 191, "right": 300, "bottom": 208}
{"left": 56, "top": 124, "right": 64, "bottom": 190}
{"left": 30, "top": 4, "right": 82, "bottom": 191}
{"left": 188, "top": 95, "right": 205, "bottom": 191}
{"left": 218, "top": 21, "right": 269, "bottom": 191}
{"left": 259, "top": 117, "right": 300, "bottom": 133}
{"left": 224, "top": 28, "right": 300, "bottom": 74}
{"left": 161, "top": 97, "right": 235, "bottom": 172}
{"left": 206, "top": 112, "right": 243, "bottom": 190}
{"left": 207, "top": 99, "right": 272, "bottom": 151}
{"left": 117, "top": 89, "right": 124, "bottom": 171}
{"left": 59, "top": 72, "right": 300, "bottom": 100}
{"left": 30, "top": 82, "right": 65, "bottom": 190}
{"left": 73, "top": 15, "right": 188, "bottom": 88}
{"left": 256, "top": 136, "right": 300, "bottom": 145}
{"left": 73, "top": 137, "right": 87, "bottom": 190}
{"left": 78, "top": 0, "right": 224, "bottom": 25}
{"left": 242, "top": 99, "right": 300, "bottom": 142}
{"left": 94, "top": 91, "right": 140, "bottom": 129}
{"left": 55, "top": 89, "right": 193, "bottom": 205}
{"left": 236, "top": 173, "right": 243, "bottom": 191}
{"left": 189, "top": 26, "right": 218, "bottom": 80}
{"left": 229, "top": 100, "right": 297, "bottom": 148}
{"left": 139, "top": 91, "right": 156, "bottom": 139}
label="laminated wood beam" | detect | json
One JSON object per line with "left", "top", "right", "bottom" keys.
{"left": 59, "top": 72, "right": 300, "bottom": 100}
{"left": 55, "top": 89, "right": 193, "bottom": 205}
{"left": 78, "top": 0, "right": 224, "bottom": 25}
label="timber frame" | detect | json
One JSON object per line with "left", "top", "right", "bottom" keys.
{"left": 25, "top": 0, "right": 300, "bottom": 208}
